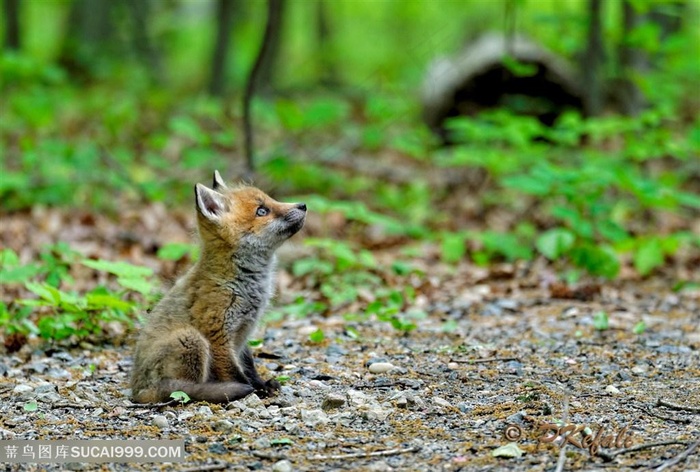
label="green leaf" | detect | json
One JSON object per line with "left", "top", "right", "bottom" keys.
{"left": 0, "top": 264, "right": 43, "bottom": 284}
{"left": 157, "top": 243, "right": 197, "bottom": 261}
{"left": 634, "top": 238, "right": 664, "bottom": 276}
{"left": 492, "top": 442, "right": 524, "bottom": 458}
{"left": 270, "top": 438, "right": 293, "bottom": 446}
{"left": 442, "top": 319, "right": 459, "bottom": 332}
{"left": 24, "top": 401, "right": 38, "bottom": 412}
{"left": 536, "top": 229, "right": 575, "bottom": 260}
{"left": 593, "top": 311, "right": 609, "bottom": 331}
{"left": 82, "top": 259, "right": 153, "bottom": 278}
{"left": 25, "top": 281, "right": 61, "bottom": 304}
{"left": 248, "top": 339, "right": 263, "bottom": 347}
{"left": 116, "top": 276, "right": 153, "bottom": 295}
{"left": 86, "top": 293, "right": 133, "bottom": 311}
{"left": 275, "top": 375, "right": 291, "bottom": 384}
{"left": 308, "top": 328, "right": 325, "bottom": 343}
{"left": 170, "top": 391, "right": 191, "bottom": 403}
{"left": 632, "top": 321, "right": 646, "bottom": 335}
{"left": 441, "top": 233, "right": 466, "bottom": 264}
{"left": 0, "top": 248, "right": 20, "bottom": 267}
{"left": 570, "top": 245, "right": 620, "bottom": 278}
{"left": 502, "top": 55, "right": 538, "bottom": 77}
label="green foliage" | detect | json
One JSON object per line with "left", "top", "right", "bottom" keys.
{"left": 437, "top": 107, "right": 698, "bottom": 278}
{"left": 169, "top": 391, "right": 191, "bottom": 404}
{"left": 275, "top": 375, "right": 291, "bottom": 384}
{"left": 592, "top": 311, "right": 610, "bottom": 331}
{"left": 270, "top": 438, "right": 294, "bottom": 446}
{"left": 0, "top": 246, "right": 153, "bottom": 341}
{"left": 632, "top": 321, "right": 646, "bottom": 335}
{"left": 23, "top": 401, "right": 38, "bottom": 413}
{"left": 308, "top": 328, "right": 325, "bottom": 343}
{"left": 157, "top": 243, "right": 199, "bottom": 262}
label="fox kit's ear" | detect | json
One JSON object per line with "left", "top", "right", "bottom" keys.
{"left": 212, "top": 170, "right": 228, "bottom": 191}
{"left": 195, "top": 184, "right": 227, "bottom": 222}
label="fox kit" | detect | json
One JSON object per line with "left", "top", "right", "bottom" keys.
{"left": 130, "top": 171, "right": 306, "bottom": 403}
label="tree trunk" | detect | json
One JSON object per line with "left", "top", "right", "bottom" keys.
{"left": 209, "top": 0, "right": 236, "bottom": 97}
{"left": 618, "top": 0, "right": 646, "bottom": 116}
{"left": 59, "top": 0, "right": 114, "bottom": 79}
{"left": 316, "top": 0, "right": 338, "bottom": 87}
{"left": 582, "top": 0, "right": 604, "bottom": 116}
{"left": 255, "top": 0, "right": 285, "bottom": 95}
{"left": 3, "top": 0, "right": 21, "bottom": 50}
{"left": 242, "top": 0, "right": 285, "bottom": 177}
{"left": 124, "top": 0, "right": 164, "bottom": 83}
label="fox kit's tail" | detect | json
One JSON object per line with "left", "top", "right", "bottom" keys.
{"left": 149, "top": 380, "right": 254, "bottom": 404}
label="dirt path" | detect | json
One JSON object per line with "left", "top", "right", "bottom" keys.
{"left": 2, "top": 269, "right": 699, "bottom": 472}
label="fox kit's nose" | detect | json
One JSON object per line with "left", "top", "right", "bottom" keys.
{"left": 296, "top": 203, "right": 307, "bottom": 212}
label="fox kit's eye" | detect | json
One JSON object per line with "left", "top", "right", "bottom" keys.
{"left": 256, "top": 206, "right": 270, "bottom": 217}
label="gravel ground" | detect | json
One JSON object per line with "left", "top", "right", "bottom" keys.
{"left": 1, "top": 271, "right": 699, "bottom": 472}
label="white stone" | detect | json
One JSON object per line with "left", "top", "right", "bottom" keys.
{"left": 368, "top": 362, "right": 395, "bottom": 374}
{"left": 272, "top": 460, "right": 293, "bottom": 472}
{"left": 152, "top": 415, "right": 169, "bottom": 429}
{"left": 13, "top": 385, "right": 34, "bottom": 394}
{"left": 433, "top": 396, "right": 453, "bottom": 408}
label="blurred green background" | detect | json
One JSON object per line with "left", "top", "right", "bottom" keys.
{"left": 1, "top": 0, "right": 699, "bottom": 277}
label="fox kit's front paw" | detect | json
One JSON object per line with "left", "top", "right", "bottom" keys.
{"left": 254, "top": 378, "right": 280, "bottom": 398}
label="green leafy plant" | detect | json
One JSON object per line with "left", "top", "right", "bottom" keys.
{"left": 1, "top": 246, "right": 154, "bottom": 341}
{"left": 592, "top": 311, "right": 610, "bottom": 331}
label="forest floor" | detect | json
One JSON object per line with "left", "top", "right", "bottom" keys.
{"left": 1, "top": 205, "right": 699, "bottom": 472}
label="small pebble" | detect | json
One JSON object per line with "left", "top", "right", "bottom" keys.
{"left": 13, "top": 385, "right": 34, "bottom": 394}
{"left": 34, "top": 384, "right": 58, "bottom": 395}
{"left": 272, "top": 459, "right": 293, "bottom": 472}
{"left": 321, "top": 393, "right": 346, "bottom": 410}
{"left": 605, "top": 385, "right": 620, "bottom": 395}
{"left": 208, "top": 443, "right": 226, "bottom": 454}
{"left": 301, "top": 409, "right": 330, "bottom": 427}
{"left": 152, "top": 415, "right": 169, "bottom": 429}
{"left": 447, "top": 362, "right": 459, "bottom": 370}
{"left": 368, "top": 362, "right": 395, "bottom": 374}
{"left": 212, "top": 419, "right": 234, "bottom": 432}
{"left": 433, "top": 396, "right": 452, "bottom": 408}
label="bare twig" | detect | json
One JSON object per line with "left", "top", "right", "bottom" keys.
{"left": 450, "top": 357, "right": 518, "bottom": 364}
{"left": 635, "top": 405, "right": 690, "bottom": 424}
{"left": 180, "top": 461, "right": 228, "bottom": 472}
{"left": 124, "top": 399, "right": 179, "bottom": 409}
{"left": 242, "top": 0, "right": 283, "bottom": 178}
{"left": 652, "top": 440, "right": 700, "bottom": 471}
{"left": 554, "top": 396, "right": 570, "bottom": 472}
{"left": 656, "top": 399, "right": 700, "bottom": 414}
{"left": 51, "top": 403, "right": 97, "bottom": 409}
{"left": 310, "top": 445, "right": 420, "bottom": 461}
{"left": 596, "top": 440, "right": 691, "bottom": 462}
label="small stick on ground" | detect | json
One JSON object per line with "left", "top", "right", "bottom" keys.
{"left": 652, "top": 439, "right": 700, "bottom": 471}
{"left": 596, "top": 440, "right": 691, "bottom": 462}
{"left": 124, "top": 399, "right": 179, "bottom": 409}
{"left": 181, "top": 461, "right": 228, "bottom": 472}
{"left": 635, "top": 405, "right": 690, "bottom": 424}
{"left": 52, "top": 403, "right": 99, "bottom": 409}
{"left": 450, "top": 357, "right": 518, "bottom": 364}
{"left": 554, "top": 395, "right": 570, "bottom": 472}
{"left": 310, "top": 446, "right": 420, "bottom": 461}
{"left": 656, "top": 399, "right": 700, "bottom": 414}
